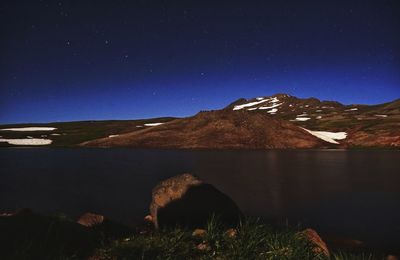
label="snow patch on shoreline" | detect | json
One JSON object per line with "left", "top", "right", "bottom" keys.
{"left": 108, "top": 135, "right": 119, "bottom": 138}
{"left": 301, "top": 128, "right": 347, "bottom": 144}
{"left": 0, "top": 138, "right": 52, "bottom": 145}
{"left": 0, "top": 127, "right": 57, "bottom": 131}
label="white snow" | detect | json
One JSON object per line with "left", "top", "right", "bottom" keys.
{"left": 144, "top": 122, "right": 165, "bottom": 126}
{"left": 316, "top": 116, "right": 322, "bottom": 119}
{"left": 256, "top": 97, "right": 264, "bottom": 100}
{"left": 233, "top": 99, "right": 269, "bottom": 110}
{"left": 375, "top": 114, "right": 388, "bottom": 118}
{"left": 345, "top": 108, "right": 358, "bottom": 111}
{"left": 233, "top": 96, "right": 281, "bottom": 110}
{"left": 267, "top": 108, "right": 278, "bottom": 114}
{"left": 0, "top": 127, "right": 57, "bottom": 131}
{"left": 247, "top": 107, "right": 258, "bottom": 111}
{"left": 50, "top": 133, "right": 61, "bottom": 136}
{"left": 293, "top": 117, "right": 311, "bottom": 121}
{"left": 301, "top": 128, "right": 347, "bottom": 144}
{"left": 136, "top": 125, "right": 143, "bottom": 128}
{"left": 259, "top": 102, "right": 283, "bottom": 110}
{"left": 108, "top": 135, "right": 119, "bottom": 138}
{"left": 0, "top": 138, "right": 52, "bottom": 145}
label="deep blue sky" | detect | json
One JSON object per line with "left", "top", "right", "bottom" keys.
{"left": 1, "top": 0, "right": 399, "bottom": 123}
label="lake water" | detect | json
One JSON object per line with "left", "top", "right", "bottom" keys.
{"left": 1, "top": 148, "right": 399, "bottom": 250}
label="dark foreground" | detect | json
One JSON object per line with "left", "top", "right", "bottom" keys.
{"left": 1, "top": 148, "right": 399, "bottom": 251}
{"left": 0, "top": 209, "right": 392, "bottom": 259}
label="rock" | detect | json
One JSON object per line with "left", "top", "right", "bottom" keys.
{"left": 77, "top": 212, "right": 105, "bottom": 227}
{"left": 77, "top": 212, "right": 131, "bottom": 239}
{"left": 0, "top": 208, "right": 33, "bottom": 217}
{"left": 225, "top": 228, "right": 237, "bottom": 238}
{"left": 302, "top": 228, "right": 330, "bottom": 257}
{"left": 0, "top": 209, "right": 97, "bottom": 259}
{"left": 196, "top": 242, "right": 211, "bottom": 251}
{"left": 144, "top": 215, "right": 153, "bottom": 223}
{"left": 150, "top": 173, "right": 243, "bottom": 229}
{"left": 192, "top": 228, "right": 207, "bottom": 237}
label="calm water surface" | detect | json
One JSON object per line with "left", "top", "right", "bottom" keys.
{"left": 1, "top": 148, "right": 399, "bottom": 249}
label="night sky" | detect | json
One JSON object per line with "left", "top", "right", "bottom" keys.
{"left": 1, "top": 1, "right": 399, "bottom": 124}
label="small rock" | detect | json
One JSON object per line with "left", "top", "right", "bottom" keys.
{"left": 225, "top": 228, "right": 237, "bottom": 238}
{"left": 302, "top": 228, "right": 330, "bottom": 257}
{"left": 192, "top": 228, "right": 207, "bottom": 237}
{"left": 0, "top": 208, "right": 33, "bottom": 217}
{"left": 77, "top": 212, "right": 131, "bottom": 239}
{"left": 77, "top": 212, "right": 105, "bottom": 227}
{"left": 196, "top": 242, "right": 211, "bottom": 251}
{"left": 144, "top": 215, "right": 153, "bottom": 223}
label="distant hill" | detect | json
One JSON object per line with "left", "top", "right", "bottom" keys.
{"left": 1, "top": 94, "right": 399, "bottom": 148}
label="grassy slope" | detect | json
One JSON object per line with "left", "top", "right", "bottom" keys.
{"left": 0, "top": 117, "right": 176, "bottom": 147}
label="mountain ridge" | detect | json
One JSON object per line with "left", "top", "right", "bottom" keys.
{"left": 1, "top": 94, "right": 399, "bottom": 148}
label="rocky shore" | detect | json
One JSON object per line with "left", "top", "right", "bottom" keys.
{"left": 1, "top": 174, "right": 398, "bottom": 259}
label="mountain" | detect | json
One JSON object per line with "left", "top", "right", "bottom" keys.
{"left": 1, "top": 94, "right": 399, "bottom": 148}
{"left": 79, "top": 109, "right": 328, "bottom": 149}
{"left": 223, "top": 94, "right": 400, "bottom": 148}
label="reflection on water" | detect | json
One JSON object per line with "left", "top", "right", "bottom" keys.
{"left": 0, "top": 148, "right": 399, "bottom": 249}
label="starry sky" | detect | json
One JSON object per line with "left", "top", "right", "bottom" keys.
{"left": 1, "top": 0, "right": 399, "bottom": 123}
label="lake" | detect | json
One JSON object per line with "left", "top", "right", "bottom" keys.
{"left": 1, "top": 148, "right": 399, "bottom": 250}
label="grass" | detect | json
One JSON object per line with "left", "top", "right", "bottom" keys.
{"left": 94, "top": 217, "right": 327, "bottom": 260}
{"left": 1, "top": 215, "right": 386, "bottom": 259}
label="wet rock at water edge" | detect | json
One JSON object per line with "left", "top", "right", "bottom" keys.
{"left": 149, "top": 173, "right": 243, "bottom": 229}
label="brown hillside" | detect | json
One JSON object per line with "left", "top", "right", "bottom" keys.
{"left": 80, "top": 109, "right": 328, "bottom": 149}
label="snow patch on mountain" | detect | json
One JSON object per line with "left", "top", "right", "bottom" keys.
{"left": 233, "top": 99, "right": 269, "bottom": 110}
{"left": 293, "top": 117, "right": 311, "bottom": 121}
{"left": 233, "top": 96, "right": 281, "bottom": 111}
{"left": 0, "top": 127, "right": 57, "bottom": 131}
{"left": 144, "top": 123, "right": 165, "bottom": 126}
{"left": 301, "top": 128, "right": 347, "bottom": 144}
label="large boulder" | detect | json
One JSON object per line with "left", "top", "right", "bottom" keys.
{"left": 149, "top": 173, "right": 243, "bottom": 229}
